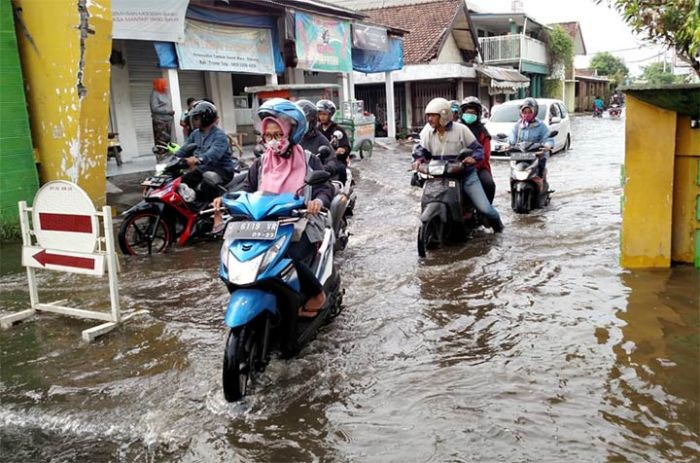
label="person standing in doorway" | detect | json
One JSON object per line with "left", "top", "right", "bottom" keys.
{"left": 150, "top": 78, "right": 175, "bottom": 160}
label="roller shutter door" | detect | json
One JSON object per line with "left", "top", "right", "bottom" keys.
{"left": 126, "top": 41, "right": 161, "bottom": 156}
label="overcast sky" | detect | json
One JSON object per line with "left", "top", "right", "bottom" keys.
{"left": 466, "top": 0, "right": 669, "bottom": 75}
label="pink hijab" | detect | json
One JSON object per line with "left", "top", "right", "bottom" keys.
{"left": 259, "top": 117, "right": 307, "bottom": 194}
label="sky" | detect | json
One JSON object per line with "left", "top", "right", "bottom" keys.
{"left": 466, "top": 0, "right": 670, "bottom": 75}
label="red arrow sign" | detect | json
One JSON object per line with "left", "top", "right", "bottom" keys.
{"left": 32, "top": 249, "right": 95, "bottom": 270}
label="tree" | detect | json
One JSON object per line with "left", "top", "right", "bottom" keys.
{"left": 547, "top": 25, "right": 574, "bottom": 71}
{"left": 640, "top": 62, "right": 685, "bottom": 84}
{"left": 590, "top": 52, "right": 629, "bottom": 87}
{"left": 598, "top": 0, "right": 700, "bottom": 75}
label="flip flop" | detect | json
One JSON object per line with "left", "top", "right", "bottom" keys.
{"left": 298, "top": 292, "right": 326, "bottom": 318}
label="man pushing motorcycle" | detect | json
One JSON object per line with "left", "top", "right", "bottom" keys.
{"left": 413, "top": 98, "right": 505, "bottom": 233}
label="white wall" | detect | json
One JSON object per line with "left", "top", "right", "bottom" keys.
{"left": 109, "top": 43, "right": 138, "bottom": 162}
{"left": 434, "top": 33, "right": 463, "bottom": 64}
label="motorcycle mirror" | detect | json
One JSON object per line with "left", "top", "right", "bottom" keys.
{"left": 305, "top": 170, "right": 331, "bottom": 186}
{"left": 253, "top": 144, "right": 264, "bottom": 158}
{"left": 317, "top": 145, "right": 332, "bottom": 160}
{"left": 332, "top": 130, "right": 344, "bottom": 140}
{"left": 181, "top": 143, "right": 198, "bottom": 155}
{"left": 496, "top": 133, "right": 508, "bottom": 140}
{"left": 548, "top": 130, "right": 559, "bottom": 138}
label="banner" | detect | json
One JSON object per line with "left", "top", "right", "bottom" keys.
{"left": 295, "top": 12, "right": 352, "bottom": 73}
{"left": 176, "top": 20, "right": 275, "bottom": 74}
{"left": 352, "top": 24, "right": 388, "bottom": 52}
{"left": 112, "top": 0, "right": 188, "bottom": 42}
{"left": 352, "top": 37, "right": 404, "bottom": 74}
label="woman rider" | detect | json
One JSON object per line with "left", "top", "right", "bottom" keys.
{"left": 459, "top": 97, "right": 495, "bottom": 204}
{"left": 508, "top": 98, "right": 554, "bottom": 202}
{"left": 213, "top": 98, "right": 333, "bottom": 317}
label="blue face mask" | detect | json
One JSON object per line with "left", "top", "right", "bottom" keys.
{"left": 462, "top": 113, "right": 478, "bottom": 124}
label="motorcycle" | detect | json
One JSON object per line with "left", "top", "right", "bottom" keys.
{"left": 413, "top": 148, "right": 480, "bottom": 257}
{"left": 118, "top": 146, "right": 246, "bottom": 255}
{"left": 608, "top": 103, "right": 622, "bottom": 119}
{"left": 316, "top": 146, "right": 355, "bottom": 251}
{"left": 218, "top": 170, "right": 342, "bottom": 402}
{"left": 593, "top": 106, "right": 603, "bottom": 118}
{"left": 505, "top": 136, "right": 556, "bottom": 214}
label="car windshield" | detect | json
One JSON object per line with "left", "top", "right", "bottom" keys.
{"left": 490, "top": 104, "right": 546, "bottom": 122}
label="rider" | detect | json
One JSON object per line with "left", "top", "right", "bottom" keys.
{"left": 316, "top": 99, "right": 351, "bottom": 166}
{"left": 610, "top": 91, "right": 621, "bottom": 106}
{"left": 593, "top": 95, "right": 605, "bottom": 114}
{"left": 415, "top": 97, "right": 504, "bottom": 233}
{"left": 213, "top": 98, "right": 333, "bottom": 317}
{"left": 175, "top": 100, "right": 237, "bottom": 203}
{"left": 296, "top": 99, "right": 347, "bottom": 183}
{"left": 507, "top": 98, "right": 554, "bottom": 203}
{"left": 459, "top": 97, "right": 495, "bottom": 204}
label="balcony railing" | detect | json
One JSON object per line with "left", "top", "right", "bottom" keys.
{"left": 478, "top": 34, "right": 548, "bottom": 68}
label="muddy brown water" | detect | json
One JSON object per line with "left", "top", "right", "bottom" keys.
{"left": 1, "top": 115, "right": 698, "bottom": 462}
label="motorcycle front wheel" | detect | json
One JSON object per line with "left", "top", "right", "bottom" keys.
{"left": 223, "top": 325, "right": 259, "bottom": 402}
{"left": 512, "top": 189, "right": 531, "bottom": 214}
{"left": 417, "top": 219, "right": 439, "bottom": 257}
{"left": 118, "top": 211, "right": 172, "bottom": 255}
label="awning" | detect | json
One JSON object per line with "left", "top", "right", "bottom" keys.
{"left": 476, "top": 65, "right": 530, "bottom": 90}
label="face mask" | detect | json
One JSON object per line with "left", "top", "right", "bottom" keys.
{"left": 264, "top": 138, "right": 290, "bottom": 156}
{"left": 521, "top": 111, "right": 535, "bottom": 123}
{"left": 462, "top": 113, "right": 478, "bottom": 124}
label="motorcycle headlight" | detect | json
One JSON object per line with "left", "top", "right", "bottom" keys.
{"left": 259, "top": 235, "right": 287, "bottom": 275}
{"left": 227, "top": 252, "right": 263, "bottom": 285}
{"left": 514, "top": 170, "right": 530, "bottom": 181}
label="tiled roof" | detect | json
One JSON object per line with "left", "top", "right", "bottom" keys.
{"left": 550, "top": 21, "right": 586, "bottom": 55}
{"left": 361, "top": 0, "right": 462, "bottom": 64}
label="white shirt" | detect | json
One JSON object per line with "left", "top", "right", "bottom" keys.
{"left": 419, "top": 122, "right": 478, "bottom": 159}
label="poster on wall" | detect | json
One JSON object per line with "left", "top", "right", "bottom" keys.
{"left": 352, "top": 24, "right": 388, "bottom": 52}
{"left": 176, "top": 20, "right": 275, "bottom": 74}
{"left": 295, "top": 12, "right": 352, "bottom": 73}
{"left": 112, "top": 0, "right": 188, "bottom": 42}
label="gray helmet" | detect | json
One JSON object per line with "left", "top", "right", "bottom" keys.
{"left": 460, "top": 96, "right": 482, "bottom": 113}
{"left": 296, "top": 99, "right": 318, "bottom": 131}
{"left": 519, "top": 97, "right": 538, "bottom": 115}
{"left": 316, "top": 99, "right": 336, "bottom": 118}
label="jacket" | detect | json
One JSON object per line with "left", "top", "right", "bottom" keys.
{"left": 509, "top": 119, "right": 554, "bottom": 148}
{"left": 319, "top": 122, "right": 351, "bottom": 164}
{"left": 177, "top": 126, "right": 236, "bottom": 180}
{"left": 150, "top": 91, "right": 173, "bottom": 122}
{"left": 417, "top": 122, "right": 484, "bottom": 176}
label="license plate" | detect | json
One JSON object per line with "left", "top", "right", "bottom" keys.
{"left": 511, "top": 152, "right": 537, "bottom": 162}
{"left": 141, "top": 176, "right": 168, "bottom": 187}
{"left": 225, "top": 221, "right": 279, "bottom": 240}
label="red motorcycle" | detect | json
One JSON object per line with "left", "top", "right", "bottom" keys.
{"left": 118, "top": 154, "right": 244, "bottom": 255}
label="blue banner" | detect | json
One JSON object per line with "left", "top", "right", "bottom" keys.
{"left": 352, "top": 37, "right": 404, "bottom": 74}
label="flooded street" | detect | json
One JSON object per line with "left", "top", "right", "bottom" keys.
{"left": 1, "top": 115, "right": 698, "bottom": 462}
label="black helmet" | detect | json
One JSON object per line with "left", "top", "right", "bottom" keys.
{"left": 460, "top": 96, "right": 482, "bottom": 113}
{"left": 296, "top": 99, "right": 318, "bottom": 130}
{"left": 189, "top": 100, "right": 218, "bottom": 127}
{"left": 316, "top": 99, "right": 336, "bottom": 118}
{"left": 519, "top": 97, "right": 538, "bottom": 115}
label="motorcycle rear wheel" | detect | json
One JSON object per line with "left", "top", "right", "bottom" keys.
{"left": 118, "top": 211, "right": 172, "bottom": 255}
{"left": 223, "top": 325, "right": 258, "bottom": 402}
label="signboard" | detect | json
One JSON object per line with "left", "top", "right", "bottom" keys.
{"left": 352, "top": 24, "right": 388, "bottom": 52}
{"left": 112, "top": 0, "right": 188, "bottom": 43}
{"left": 176, "top": 20, "right": 275, "bottom": 74}
{"left": 31, "top": 181, "right": 98, "bottom": 253}
{"left": 22, "top": 246, "right": 105, "bottom": 276}
{"left": 295, "top": 12, "right": 352, "bottom": 73}
{"left": 352, "top": 37, "right": 404, "bottom": 74}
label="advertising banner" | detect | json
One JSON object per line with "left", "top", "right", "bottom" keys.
{"left": 112, "top": 0, "right": 188, "bottom": 42}
{"left": 176, "top": 20, "right": 275, "bottom": 74}
{"left": 295, "top": 12, "right": 352, "bottom": 73}
{"left": 352, "top": 24, "right": 388, "bottom": 52}
{"left": 352, "top": 37, "right": 404, "bottom": 74}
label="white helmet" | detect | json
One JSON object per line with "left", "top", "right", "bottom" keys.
{"left": 424, "top": 97, "right": 452, "bottom": 127}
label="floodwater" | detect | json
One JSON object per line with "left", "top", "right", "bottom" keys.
{"left": 1, "top": 114, "right": 698, "bottom": 462}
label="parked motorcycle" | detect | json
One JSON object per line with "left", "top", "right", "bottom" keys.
{"left": 413, "top": 148, "right": 480, "bottom": 257}
{"left": 118, "top": 147, "right": 246, "bottom": 255}
{"left": 218, "top": 170, "right": 342, "bottom": 402}
{"left": 608, "top": 103, "right": 622, "bottom": 119}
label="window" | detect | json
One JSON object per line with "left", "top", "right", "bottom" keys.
{"left": 557, "top": 103, "right": 568, "bottom": 118}
{"left": 549, "top": 103, "right": 561, "bottom": 119}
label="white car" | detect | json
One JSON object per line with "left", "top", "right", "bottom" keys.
{"left": 486, "top": 98, "right": 572, "bottom": 157}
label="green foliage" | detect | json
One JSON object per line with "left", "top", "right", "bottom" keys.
{"left": 640, "top": 62, "right": 686, "bottom": 84}
{"left": 543, "top": 78, "right": 564, "bottom": 99}
{"left": 547, "top": 25, "right": 574, "bottom": 70}
{"left": 598, "top": 0, "right": 700, "bottom": 74}
{"left": 590, "top": 52, "right": 630, "bottom": 87}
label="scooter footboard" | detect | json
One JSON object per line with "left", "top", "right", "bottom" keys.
{"left": 225, "top": 289, "right": 277, "bottom": 328}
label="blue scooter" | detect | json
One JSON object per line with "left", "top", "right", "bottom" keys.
{"left": 218, "top": 171, "right": 342, "bottom": 402}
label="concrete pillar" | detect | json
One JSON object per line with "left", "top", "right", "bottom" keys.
{"left": 385, "top": 71, "right": 396, "bottom": 139}
{"left": 163, "top": 68, "right": 184, "bottom": 144}
{"left": 285, "top": 68, "right": 304, "bottom": 85}
{"left": 348, "top": 71, "right": 356, "bottom": 101}
{"left": 266, "top": 73, "right": 279, "bottom": 86}
{"left": 205, "top": 72, "right": 236, "bottom": 135}
{"left": 404, "top": 81, "right": 413, "bottom": 130}
{"left": 341, "top": 73, "right": 349, "bottom": 103}
{"left": 456, "top": 79, "right": 464, "bottom": 102}
{"left": 14, "top": 0, "right": 112, "bottom": 205}
{"left": 110, "top": 42, "right": 138, "bottom": 161}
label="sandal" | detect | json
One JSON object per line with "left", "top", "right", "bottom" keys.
{"left": 298, "top": 292, "right": 326, "bottom": 318}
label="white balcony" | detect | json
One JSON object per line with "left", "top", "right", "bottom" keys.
{"left": 478, "top": 34, "right": 548, "bottom": 68}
